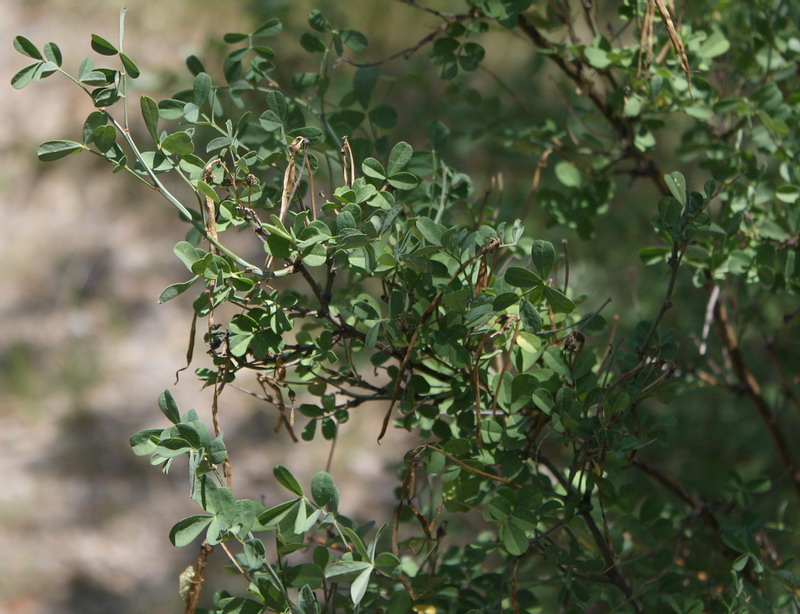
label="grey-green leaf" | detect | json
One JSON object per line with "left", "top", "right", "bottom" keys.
{"left": 161, "top": 132, "right": 194, "bottom": 156}
{"left": 170, "top": 515, "right": 214, "bottom": 547}
{"left": 273, "top": 465, "right": 304, "bottom": 497}
{"left": 11, "top": 63, "right": 40, "bottom": 89}
{"left": 253, "top": 18, "right": 282, "bottom": 37}
{"left": 158, "top": 277, "right": 199, "bottom": 304}
{"left": 311, "top": 472, "right": 339, "bottom": 511}
{"left": 43, "top": 42, "right": 62, "bottom": 66}
{"left": 36, "top": 140, "right": 84, "bottom": 161}
{"left": 362, "top": 157, "right": 386, "bottom": 180}
{"left": 350, "top": 567, "right": 372, "bottom": 606}
{"left": 13, "top": 36, "right": 42, "bottom": 60}
{"left": 193, "top": 72, "right": 212, "bottom": 107}
{"left": 387, "top": 172, "right": 419, "bottom": 191}
{"left": 387, "top": 141, "right": 413, "bottom": 176}
{"left": 140, "top": 96, "right": 159, "bottom": 142}
{"left": 158, "top": 390, "right": 181, "bottom": 424}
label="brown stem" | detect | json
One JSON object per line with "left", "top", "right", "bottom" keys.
{"left": 713, "top": 295, "right": 800, "bottom": 498}
{"left": 425, "top": 444, "right": 522, "bottom": 488}
{"left": 515, "top": 14, "right": 669, "bottom": 196}
{"left": 184, "top": 541, "right": 213, "bottom": 614}
{"left": 765, "top": 341, "right": 800, "bottom": 413}
{"left": 639, "top": 242, "right": 687, "bottom": 358}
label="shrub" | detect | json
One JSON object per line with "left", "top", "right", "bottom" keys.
{"left": 13, "top": 1, "right": 800, "bottom": 612}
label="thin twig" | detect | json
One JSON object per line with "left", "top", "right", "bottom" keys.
{"left": 183, "top": 541, "right": 213, "bottom": 614}
{"left": 713, "top": 295, "right": 800, "bottom": 498}
{"left": 339, "top": 24, "right": 448, "bottom": 68}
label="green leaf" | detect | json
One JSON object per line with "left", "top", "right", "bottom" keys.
{"left": 267, "top": 90, "right": 287, "bottom": 119}
{"left": 583, "top": 46, "right": 610, "bottom": 69}
{"left": 170, "top": 515, "right": 213, "bottom": 547}
{"left": 90, "top": 125, "right": 116, "bottom": 152}
{"left": 253, "top": 18, "right": 282, "bottom": 37}
{"left": 220, "top": 597, "right": 265, "bottom": 614}
{"left": 82, "top": 111, "right": 107, "bottom": 143}
{"left": 543, "top": 286, "right": 575, "bottom": 313}
{"left": 36, "top": 140, "right": 84, "bottom": 161}
{"left": 555, "top": 161, "right": 581, "bottom": 187}
{"left": 90, "top": 34, "right": 118, "bottom": 56}
{"left": 387, "top": 141, "right": 413, "bottom": 176}
{"left": 500, "top": 522, "right": 528, "bottom": 556}
{"left": 664, "top": 171, "right": 687, "bottom": 206}
{"left": 458, "top": 41, "right": 485, "bottom": 71}
{"left": 350, "top": 567, "right": 372, "bottom": 606}
{"left": 427, "top": 119, "right": 449, "bottom": 150}
{"left": 285, "top": 564, "right": 325, "bottom": 589}
{"left": 223, "top": 32, "right": 249, "bottom": 43}
{"left": 43, "top": 42, "right": 62, "bottom": 66}
{"left": 365, "top": 321, "right": 380, "bottom": 348}
{"left": 369, "top": 104, "right": 397, "bottom": 129}
{"left": 387, "top": 172, "right": 419, "bottom": 191}
{"left": 531, "top": 240, "right": 555, "bottom": 279}
{"left": 273, "top": 465, "right": 304, "bottom": 497}
{"left": 292, "top": 72, "right": 319, "bottom": 93}
{"left": 158, "top": 390, "right": 181, "bottom": 424}
{"left": 374, "top": 552, "right": 400, "bottom": 574}
{"left": 353, "top": 66, "right": 379, "bottom": 109}
{"left": 11, "top": 63, "right": 40, "bottom": 89}
{"left": 362, "top": 158, "right": 386, "bottom": 180}
{"left": 311, "top": 472, "right": 339, "bottom": 511}
{"left": 288, "top": 126, "right": 324, "bottom": 144}
{"left": 13, "top": 36, "right": 42, "bottom": 60}
{"left": 416, "top": 217, "right": 444, "bottom": 246}
{"left": 174, "top": 241, "right": 206, "bottom": 270}
{"left": 308, "top": 10, "right": 332, "bottom": 32}
{"left": 155, "top": 437, "right": 192, "bottom": 458}
{"left": 186, "top": 54, "right": 205, "bottom": 76}
{"left": 300, "top": 33, "right": 326, "bottom": 53}
{"left": 340, "top": 29, "right": 368, "bottom": 52}
{"left": 257, "top": 499, "right": 297, "bottom": 527}
{"left": 519, "top": 299, "right": 543, "bottom": 332}
{"left": 324, "top": 561, "right": 372, "bottom": 580}
{"left": 493, "top": 292, "right": 520, "bottom": 311}
{"left": 343, "top": 527, "right": 370, "bottom": 560}
{"left": 196, "top": 180, "right": 219, "bottom": 203}
{"left": 91, "top": 86, "right": 121, "bottom": 108}
{"left": 505, "top": 267, "right": 542, "bottom": 289}
{"left": 35, "top": 61, "right": 58, "bottom": 80}
{"left": 129, "top": 428, "right": 161, "bottom": 456}
{"left": 140, "top": 96, "right": 159, "bottom": 142}
{"left": 158, "top": 277, "right": 199, "bottom": 304}
{"left": 119, "top": 52, "right": 140, "bottom": 78}
{"left": 193, "top": 72, "right": 212, "bottom": 107}
{"left": 297, "top": 585, "right": 319, "bottom": 614}
{"left": 698, "top": 31, "right": 730, "bottom": 59}
{"left": 161, "top": 132, "right": 194, "bottom": 156}
{"left": 259, "top": 110, "right": 282, "bottom": 131}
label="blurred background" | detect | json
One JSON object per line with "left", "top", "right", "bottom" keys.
{"left": 3, "top": 0, "right": 796, "bottom": 612}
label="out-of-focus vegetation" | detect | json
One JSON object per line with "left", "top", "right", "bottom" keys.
{"left": 7, "top": 0, "right": 800, "bottom": 612}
